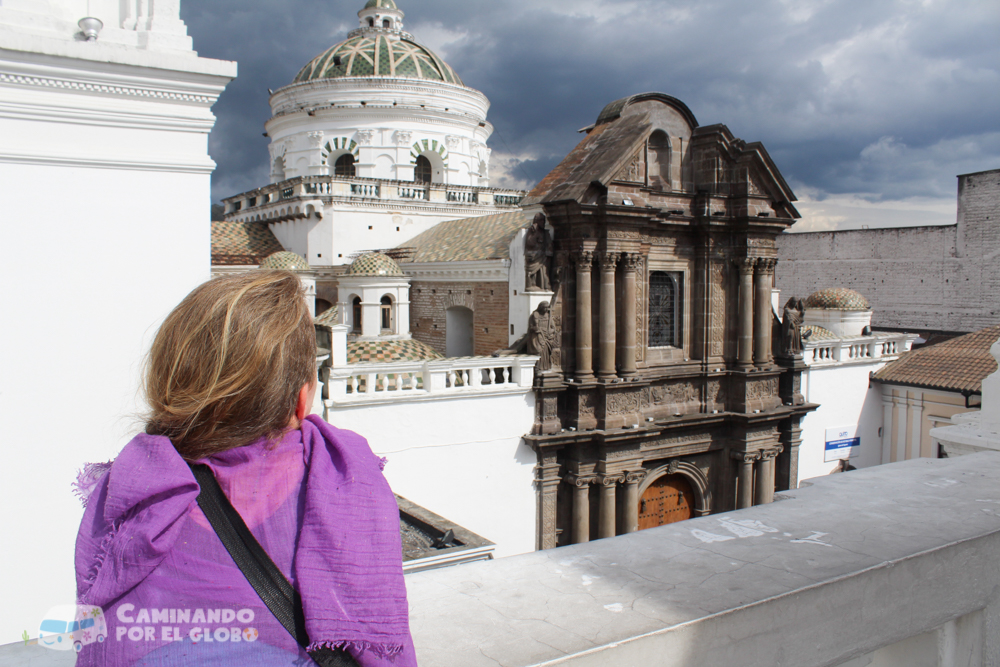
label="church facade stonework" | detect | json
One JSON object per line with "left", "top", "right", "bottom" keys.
{"left": 520, "top": 93, "right": 816, "bottom": 549}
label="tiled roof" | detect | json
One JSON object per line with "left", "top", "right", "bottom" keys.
{"left": 802, "top": 325, "right": 837, "bottom": 341}
{"left": 294, "top": 33, "right": 462, "bottom": 85}
{"left": 400, "top": 211, "right": 530, "bottom": 263}
{"left": 347, "top": 339, "right": 443, "bottom": 363}
{"left": 260, "top": 251, "right": 310, "bottom": 271}
{"left": 873, "top": 325, "right": 1000, "bottom": 393}
{"left": 521, "top": 114, "right": 651, "bottom": 206}
{"left": 211, "top": 219, "right": 283, "bottom": 266}
{"left": 805, "top": 288, "right": 871, "bottom": 311}
{"left": 316, "top": 306, "right": 339, "bottom": 326}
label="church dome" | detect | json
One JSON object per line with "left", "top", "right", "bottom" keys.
{"left": 347, "top": 252, "right": 405, "bottom": 277}
{"left": 804, "top": 288, "right": 871, "bottom": 311}
{"left": 364, "top": 0, "right": 397, "bottom": 7}
{"left": 293, "top": 27, "right": 463, "bottom": 85}
{"left": 260, "top": 251, "right": 310, "bottom": 271}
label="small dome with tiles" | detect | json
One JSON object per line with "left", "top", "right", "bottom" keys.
{"left": 260, "top": 251, "right": 311, "bottom": 271}
{"left": 347, "top": 252, "right": 405, "bottom": 277}
{"left": 804, "top": 288, "right": 871, "bottom": 311}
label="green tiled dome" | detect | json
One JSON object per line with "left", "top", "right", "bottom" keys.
{"left": 364, "top": 0, "right": 397, "bottom": 7}
{"left": 804, "top": 288, "right": 871, "bottom": 311}
{"left": 347, "top": 252, "right": 405, "bottom": 277}
{"left": 294, "top": 34, "right": 463, "bottom": 85}
{"left": 347, "top": 339, "right": 443, "bottom": 363}
{"left": 260, "top": 251, "right": 310, "bottom": 271}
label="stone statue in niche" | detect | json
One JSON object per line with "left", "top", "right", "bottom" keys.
{"left": 526, "top": 301, "right": 557, "bottom": 371}
{"left": 781, "top": 297, "right": 805, "bottom": 357}
{"left": 524, "top": 213, "right": 552, "bottom": 292}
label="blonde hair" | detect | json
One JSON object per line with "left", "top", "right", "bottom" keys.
{"left": 144, "top": 270, "right": 315, "bottom": 460}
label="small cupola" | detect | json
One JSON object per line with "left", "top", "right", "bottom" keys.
{"left": 358, "top": 0, "right": 405, "bottom": 34}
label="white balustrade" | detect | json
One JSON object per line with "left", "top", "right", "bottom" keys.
{"left": 803, "top": 334, "right": 912, "bottom": 367}
{"left": 327, "top": 355, "right": 539, "bottom": 404}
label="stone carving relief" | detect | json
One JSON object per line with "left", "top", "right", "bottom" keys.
{"left": 578, "top": 392, "right": 596, "bottom": 416}
{"left": 525, "top": 213, "right": 553, "bottom": 292}
{"left": 748, "top": 169, "right": 766, "bottom": 196}
{"left": 607, "top": 391, "right": 642, "bottom": 415}
{"left": 527, "top": 301, "right": 557, "bottom": 372}
{"left": 393, "top": 130, "right": 412, "bottom": 145}
{"left": 710, "top": 263, "right": 726, "bottom": 356}
{"left": 306, "top": 131, "right": 325, "bottom": 147}
{"left": 607, "top": 230, "right": 641, "bottom": 240}
{"left": 706, "top": 380, "right": 725, "bottom": 405}
{"left": 747, "top": 378, "right": 779, "bottom": 400}
{"left": 617, "top": 149, "right": 644, "bottom": 183}
{"left": 651, "top": 382, "right": 697, "bottom": 405}
{"left": 445, "top": 135, "right": 461, "bottom": 150}
{"left": 356, "top": 129, "right": 376, "bottom": 145}
{"left": 635, "top": 255, "right": 646, "bottom": 362}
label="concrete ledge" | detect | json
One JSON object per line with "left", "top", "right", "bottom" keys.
{"left": 407, "top": 453, "right": 1000, "bottom": 666}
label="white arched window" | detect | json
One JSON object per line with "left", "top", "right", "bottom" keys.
{"left": 380, "top": 295, "right": 393, "bottom": 333}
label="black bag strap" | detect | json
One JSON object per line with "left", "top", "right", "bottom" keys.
{"left": 189, "top": 463, "right": 359, "bottom": 667}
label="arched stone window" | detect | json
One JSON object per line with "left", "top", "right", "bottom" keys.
{"left": 334, "top": 154, "right": 356, "bottom": 177}
{"left": 648, "top": 130, "right": 671, "bottom": 190}
{"left": 352, "top": 296, "right": 362, "bottom": 333}
{"left": 380, "top": 295, "right": 393, "bottom": 332}
{"left": 649, "top": 271, "right": 681, "bottom": 347}
{"left": 414, "top": 155, "right": 432, "bottom": 184}
{"left": 382, "top": 19, "right": 391, "bottom": 28}
{"left": 367, "top": 17, "right": 374, "bottom": 26}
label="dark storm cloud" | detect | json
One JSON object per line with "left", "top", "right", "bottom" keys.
{"left": 183, "top": 0, "right": 1000, "bottom": 215}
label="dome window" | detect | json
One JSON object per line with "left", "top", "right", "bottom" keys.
{"left": 334, "top": 154, "right": 356, "bottom": 177}
{"left": 383, "top": 18, "right": 391, "bottom": 28}
{"left": 414, "top": 155, "right": 432, "bottom": 183}
{"left": 367, "top": 17, "right": 374, "bottom": 26}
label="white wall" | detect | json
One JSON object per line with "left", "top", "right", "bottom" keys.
{"left": 0, "top": 8, "right": 235, "bottom": 643}
{"left": 326, "top": 392, "right": 538, "bottom": 558}
{"left": 799, "top": 363, "right": 886, "bottom": 482}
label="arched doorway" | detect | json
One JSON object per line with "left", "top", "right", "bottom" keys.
{"left": 446, "top": 306, "right": 473, "bottom": 357}
{"left": 414, "top": 155, "right": 432, "bottom": 183}
{"left": 638, "top": 474, "right": 694, "bottom": 530}
{"left": 334, "top": 153, "right": 356, "bottom": 177}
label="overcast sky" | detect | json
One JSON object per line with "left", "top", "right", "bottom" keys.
{"left": 182, "top": 0, "right": 999, "bottom": 232}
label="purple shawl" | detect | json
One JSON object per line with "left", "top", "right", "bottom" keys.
{"left": 75, "top": 415, "right": 415, "bottom": 666}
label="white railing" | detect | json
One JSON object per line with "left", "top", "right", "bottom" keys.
{"left": 804, "top": 333, "right": 914, "bottom": 367}
{"left": 326, "top": 355, "right": 539, "bottom": 405}
{"left": 224, "top": 176, "right": 526, "bottom": 215}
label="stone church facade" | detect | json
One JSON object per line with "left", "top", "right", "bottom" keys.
{"left": 520, "top": 93, "right": 816, "bottom": 549}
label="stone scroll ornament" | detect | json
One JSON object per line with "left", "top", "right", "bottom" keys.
{"left": 526, "top": 301, "right": 557, "bottom": 371}
{"left": 524, "top": 212, "right": 553, "bottom": 292}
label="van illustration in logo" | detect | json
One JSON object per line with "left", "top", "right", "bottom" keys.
{"left": 38, "top": 604, "right": 106, "bottom": 652}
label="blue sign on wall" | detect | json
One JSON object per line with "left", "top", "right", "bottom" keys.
{"left": 825, "top": 426, "right": 860, "bottom": 462}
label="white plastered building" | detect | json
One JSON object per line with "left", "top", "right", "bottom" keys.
{"left": 221, "top": 0, "right": 525, "bottom": 267}
{"left": 0, "top": 0, "right": 236, "bottom": 643}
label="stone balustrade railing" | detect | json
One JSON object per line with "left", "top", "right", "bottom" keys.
{"left": 224, "top": 175, "right": 525, "bottom": 216}
{"left": 326, "top": 355, "right": 539, "bottom": 406}
{"left": 803, "top": 333, "right": 914, "bottom": 367}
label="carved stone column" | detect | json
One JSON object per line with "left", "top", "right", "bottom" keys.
{"left": 597, "top": 474, "right": 622, "bottom": 539}
{"left": 733, "top": 451, "right": 758, "bottom": 509}
{"left": 621, "top": 470, "right": 647, "bottom": 534}
{"left": 620, "top": 253, "right": 641, "bottom": 377}
{"left": 574, "top": 251, "right": 595, "bottom": 381}
{"left": 736, "top": 258, "right": 755, "bottom": 369}
{"left": 568, "top": 474, "right": 593, "bottom": 544}
{"left": 535, "top": 449, "right": 562, "bottom": 550}
{"left": 754, "top": 258, "right": 776, "bottom": 367}
{"left": 597, "top": 252, "right": 619, "bottom": 379}
{"left": 754, "top": 447, "right": 782, "bottom": 505}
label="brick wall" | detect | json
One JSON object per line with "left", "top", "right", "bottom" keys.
{"left": 410, "top": 281, "right": 510, "bottom": 356}
{"left": 776, "top": 169, "right": 1000, "bottom": 333}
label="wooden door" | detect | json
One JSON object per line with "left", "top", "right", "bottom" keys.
{"left": 638, "top": 474, "right": 694, "bottom": 530}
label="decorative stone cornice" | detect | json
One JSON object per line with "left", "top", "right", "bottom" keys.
{"left": 566, "top": 474, "right": 594, "bottom": 488}
{"left": 598, "top": 474, "right": 625, "bottom": 487}
{"left": 734, "top": 257, "right": 756, "bottom": 274}
{"left": 621, "top": 252, "right": 643, "bottom": 273}
{"left": 0, "top": 71, "right": 217, "bottom": 105}
{"left": 573, "top": 250, "right": 595, "bottom": 270}
{"left": 597, "top": 252, "right": 620, "bottom": 272}
{"left": 731, "top": 451, "right": 760, "bottom": 464}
